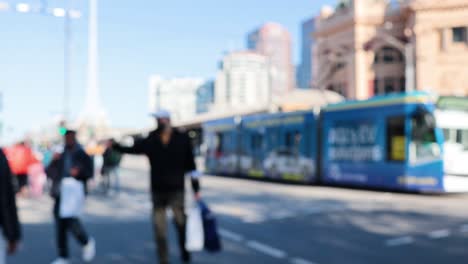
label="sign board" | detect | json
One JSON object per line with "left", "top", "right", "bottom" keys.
{"left": 437, "top": 96, "right": 468, "bottom": 112}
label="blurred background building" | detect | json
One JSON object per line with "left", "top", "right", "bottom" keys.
{"left": 196, "top": 80, "right": 215, "bottom": 114}
{"left": 314, "top": 0, "right": 468, "bottom": 99}
{"left": 297, "top": 18, "right": 316, "bottom": 89}
{"left": 214, "top": 51, "right": 270, "bottom": 111}
{"left": 149, "top": 75, "right": 205, "bottom": 123}
{"left": 247, "top": 22, "right": 294, "bottom": 97}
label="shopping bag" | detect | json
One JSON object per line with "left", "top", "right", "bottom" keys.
{"left": 59, "top": 178, "right": 85, "bottom": 218}
{"left": 199, "top": 200, "right": 222, "bottom": 253}
{"left": 185, "top": 204, "right": 204, "bottom": 252}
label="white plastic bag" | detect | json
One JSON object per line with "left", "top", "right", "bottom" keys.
{"left": 185, "top": 204, "right": 204, "bottom": 252}
{"left": 59, "top": 178, "right": 85, "bottom": 218}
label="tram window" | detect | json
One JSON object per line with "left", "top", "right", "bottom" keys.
{"left": 410, "top": 115, "right": 441, "bottom": 163}
{"left": 443, "top": 128, "right": 460, "bottom": 143}
{"left": 294, "top": 132, "right": 302, "bottom": 144}
{"left": 461, "top": 130, "right": 468, "bottom": 149}
{"left": 285, "top": 131, "right": 301, "bottom": 150}
{"left": 285, "top": 132, "right": 293, "bottom": 148}
{"left": 216, "top": 133, "right": 224, "bottom": 154}
{"left": 443, "top": 129, "right": 451, "bottom": 142}
{"left": 387, "top": 116, "right": 406, "bottom": 161}
{"left": 251, "top": 134, "right": 263, "bottom": 150}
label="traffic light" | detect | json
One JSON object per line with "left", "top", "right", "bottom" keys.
{"left": 59, "top": 121, "right": 67, "bottom": 136}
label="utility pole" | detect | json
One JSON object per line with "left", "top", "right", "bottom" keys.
{"left": 63, "top": 0, "right": 72, "bottom": 122}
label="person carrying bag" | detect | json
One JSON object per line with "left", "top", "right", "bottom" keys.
{"left": 48, "top": 130, "right": 96, "bottom": 264}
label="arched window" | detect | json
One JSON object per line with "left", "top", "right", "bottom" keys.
{"left": 374, "top": 46, "right": 404, "bottom": 64}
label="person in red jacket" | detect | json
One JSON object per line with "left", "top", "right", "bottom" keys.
{"left": 4, "top": 142, "right": 38, "bottom": 195}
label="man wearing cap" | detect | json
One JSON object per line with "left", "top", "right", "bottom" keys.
{"left": 48, "top": 130, "right": 96, "bottom": 264}
{"left": 114, "top": 110, "right": 201, "bottom": 264}
{"left": 0, "top": 148, "right": 21, "bottom": 264}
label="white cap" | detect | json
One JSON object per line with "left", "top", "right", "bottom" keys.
{"left": 150, "top": 109, "right": 171, "bottom": 119}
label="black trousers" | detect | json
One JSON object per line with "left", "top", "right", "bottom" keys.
{"left": 15, "top": 174, "right": 28, "bottom": 193}
{"left": 152, "top": 191, "right": 188, "bottom": 264}
{"left": 54, "top": 198, "right": 90, "bottom": 258}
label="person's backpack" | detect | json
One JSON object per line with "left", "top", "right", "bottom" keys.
{"left": 109, "top": 150, "right": 122, "bottom": 166}
{"left": 104, "top": 149, "right": 122, "bottom": 167}
{"left": 199, "top": 200, "right": 222, "bottom": 253}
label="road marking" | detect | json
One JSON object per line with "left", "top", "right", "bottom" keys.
{"left": 220, "top": 228, "right": 317, "bottom": 263}
{"left": 246, "top": 240, "right": 287, "bottom": 259}
{"left": 130, "top": 254, "right": 147, "bottom": 262}
{"left": 291, "top": 257, "right": 318, "bottom": 264}
{"left": 327, "top": 204, "right": 346, "bottom": 211}
{"left": 428, "top": 229, "right": 451, "bottom": 239}
{"left": 271, "top": 211, "right": 295, "bottom": 220}
{"left": 303, "top": 207, "right": 324, "bottom": 214}
{"left": 242, "top": 216, "right": 265, "bottom": 223}
{"left": 107, "top": 253, "right": 125, "bottom": 261}
{"left": 302, "top": 205, "right": 346, "bottom": 215}
{"left": 385, "top": 236, "right": 414, "bottom": 247}
{"left": 219, "top": 228, "right": 244, "bottom": 242}
{"left": 460, "top": 225, "right": 468, "bottom": 233}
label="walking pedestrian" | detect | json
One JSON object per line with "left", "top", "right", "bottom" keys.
{"left": 101, "top": 139, "right": 122, "bottom": 194}
{"left": 47, "top": 130, "right": 96, "bottom": 264}
{"left": 4, "top": 142, "right": 38, "bottom": 196}
{"left": 0, "top": 148, "right": 21, "bottom": 264}
{"left": 114, "top": 109, "right": 201, "bottom": 264}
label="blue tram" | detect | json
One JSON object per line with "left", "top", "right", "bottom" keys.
{"left": 204, "top": 92, "right": 464, "bottom": 193}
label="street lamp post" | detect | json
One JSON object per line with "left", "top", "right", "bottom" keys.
{"left": 404, "top": 41, "right": 415, "bottom": 93}
{"left": 63, "top": 0, "right": 73, "bottom": 122}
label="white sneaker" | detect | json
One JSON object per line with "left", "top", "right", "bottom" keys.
{"left": 51, "top": 258, "right": 70, "bottom": 264}
{"left": 82, "top": 238, "right": 96, "bottom": 262}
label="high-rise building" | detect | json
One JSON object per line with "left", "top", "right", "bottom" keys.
{"left": 149, "top": 76, "right": 204, "bottom": 123}
{"left": 214, "top": 51, "right": 270, "bottom": 110}
{"left": 247, "top": 22, "right": 294, "bottom": 97}
{"left": 196, "top": 80, "right": 215, "bottom": 114}
{"left": 297, "top": 18, "right": 315, "bottom": 89}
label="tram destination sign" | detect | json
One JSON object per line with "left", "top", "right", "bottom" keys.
{"left": 437, "top": 96, "right": 468, "bottom": 112}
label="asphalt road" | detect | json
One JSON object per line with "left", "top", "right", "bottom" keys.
{"left": 8, "top": 157, "right": 468, "bottom": 264}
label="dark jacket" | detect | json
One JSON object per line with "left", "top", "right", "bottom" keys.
{"left": 102, "top": 147, "right": 122, "bottom": 168}
{"left": 0, "top": 148, "right": 21, "bottom": 242}
{"left": 115, "top": 128, "right": 200, "bottom": 194}
{"left": 46, "top": 144, "right": 93, "bottom": 198}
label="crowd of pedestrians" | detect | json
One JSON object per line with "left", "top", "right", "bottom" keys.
{"left": 0, "top": 109, "right": 202, "bottom": 264}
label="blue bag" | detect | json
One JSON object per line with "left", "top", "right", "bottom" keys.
{"left": 199, "top": 200, "right": 222, "bottom": 253}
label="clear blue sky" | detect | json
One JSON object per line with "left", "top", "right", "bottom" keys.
{"left": 0, "top": 0, "right": 332, "bottom": 143}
